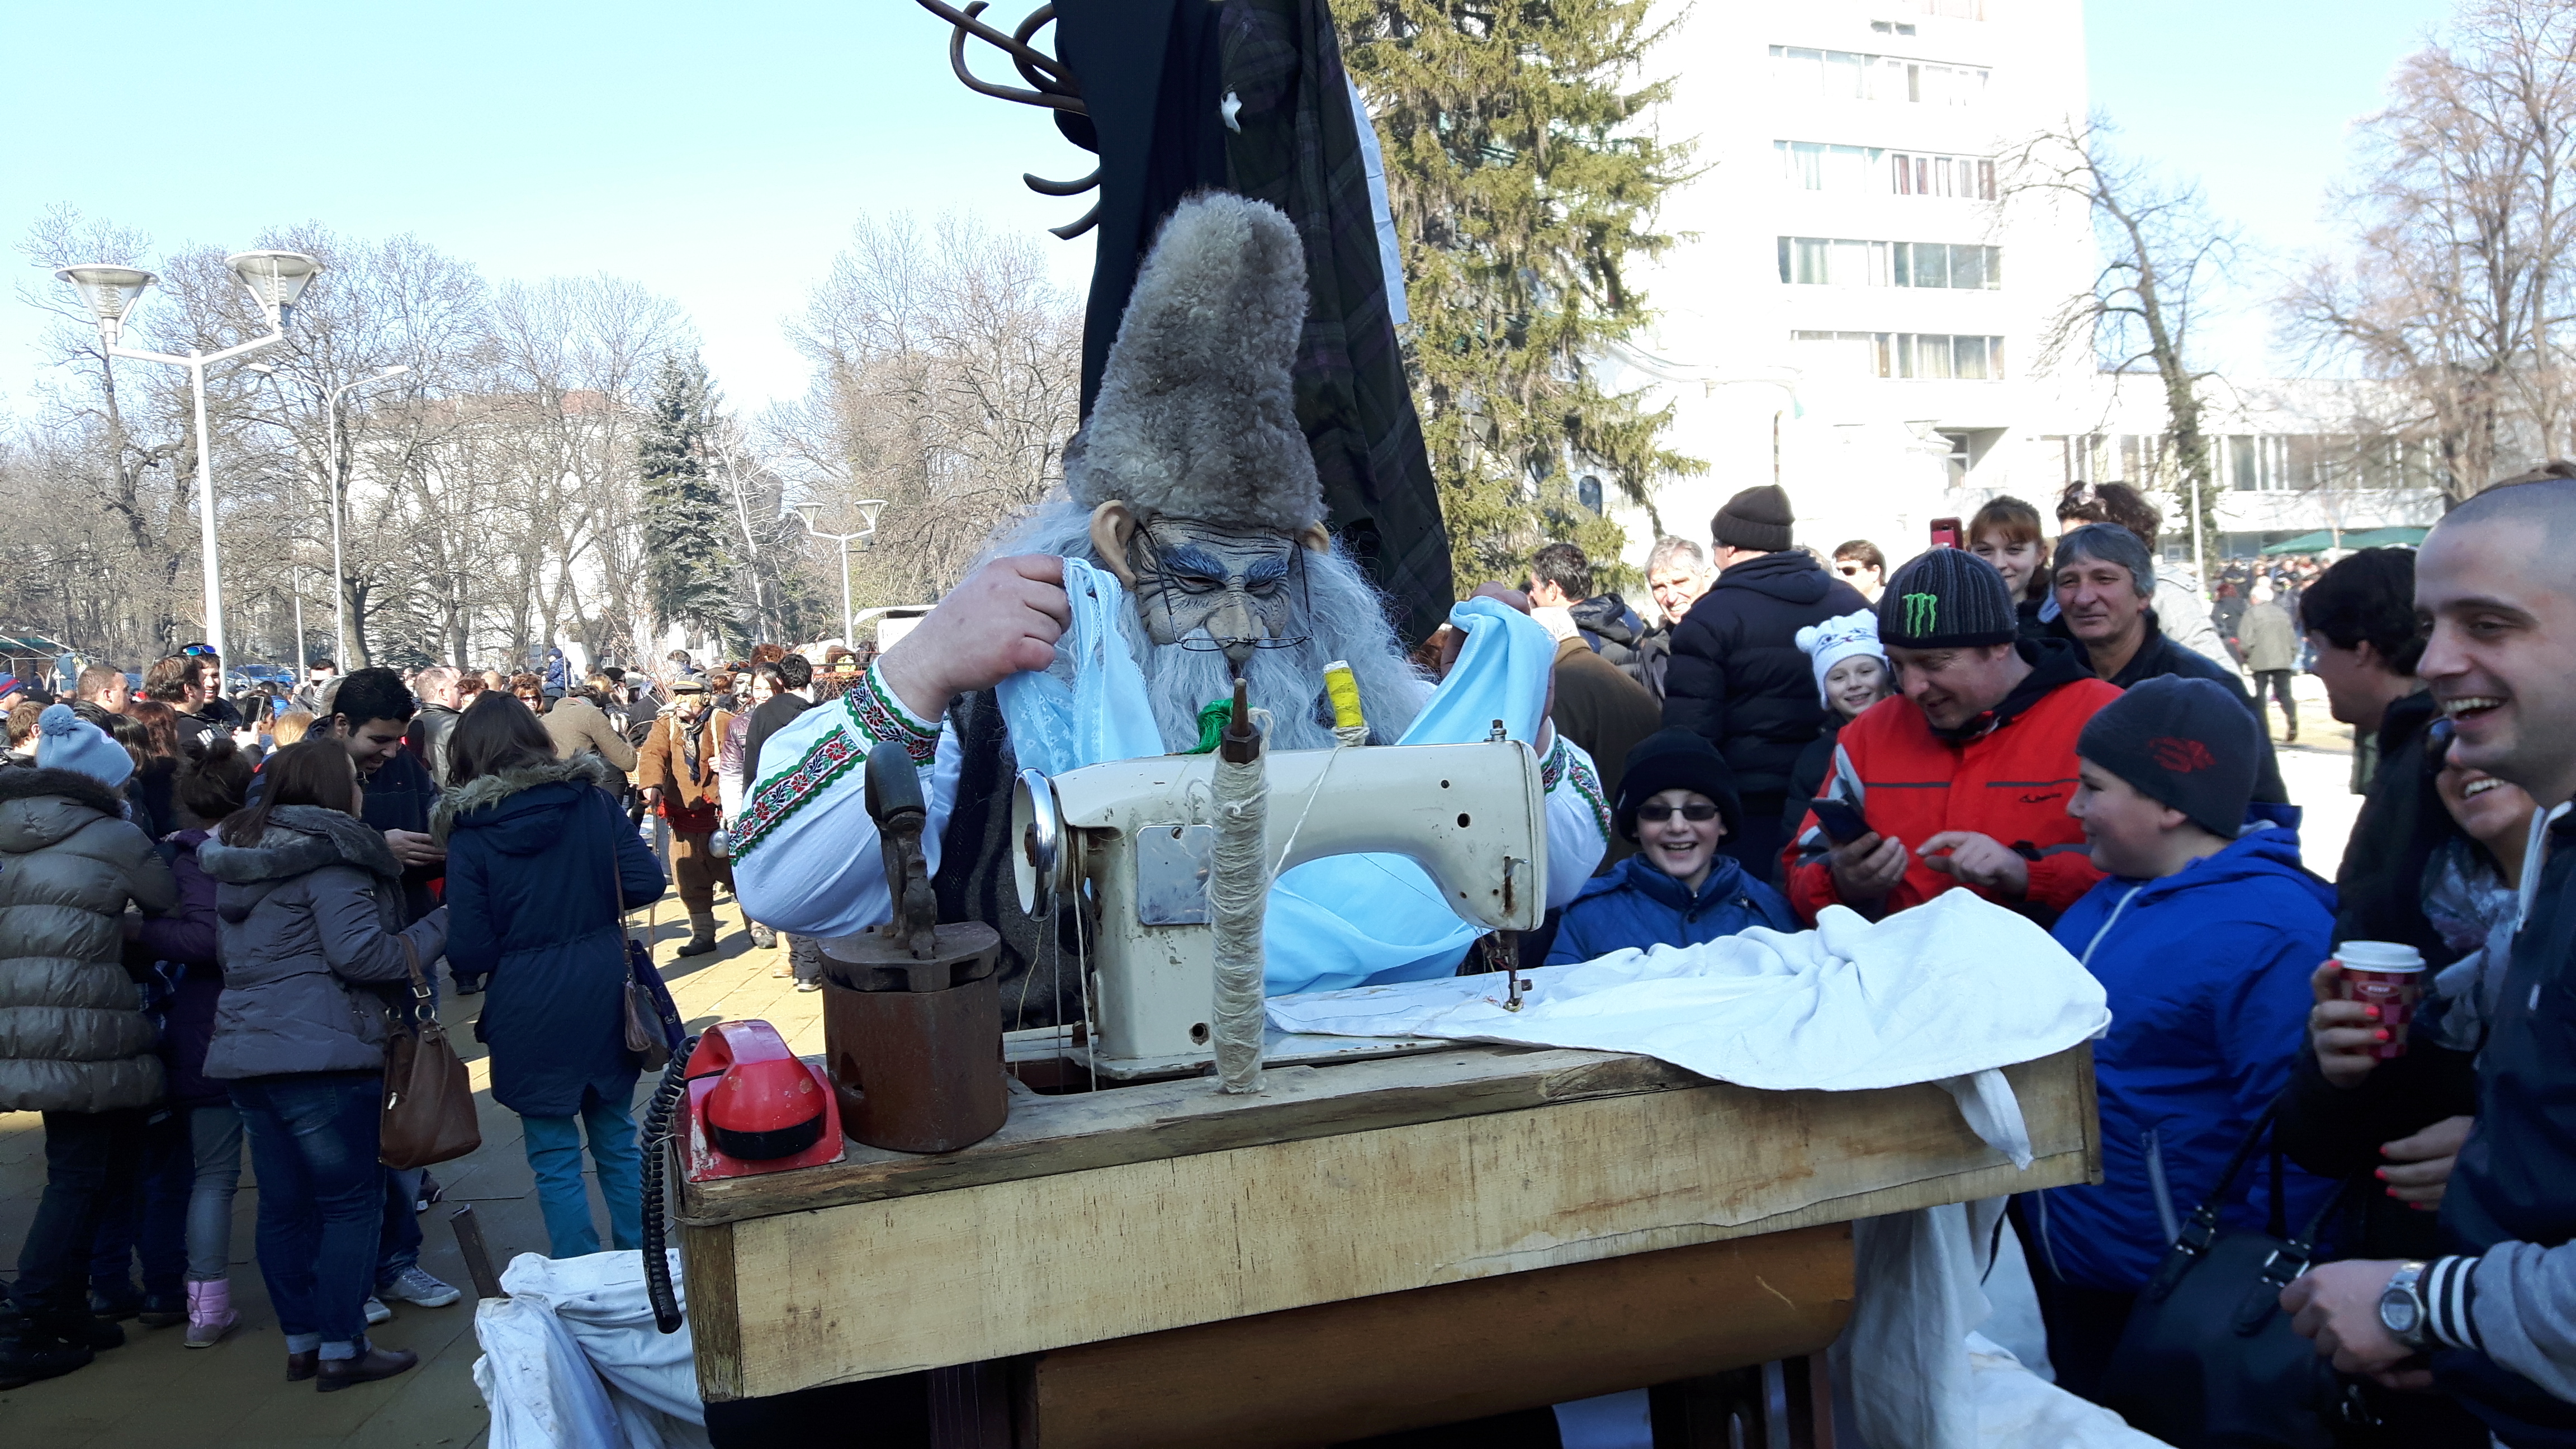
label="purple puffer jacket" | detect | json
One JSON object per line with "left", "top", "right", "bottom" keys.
{"left": 126, "top": 829, "right": 226, "bottom": 1107}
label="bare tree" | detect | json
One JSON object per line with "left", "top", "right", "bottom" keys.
{"left": 2008, "top": 122, "right": 2236, "bottom": 577}
{"left": 2284, "top": 0, "right": 2576, "bottom": 502}
{"left": 766, "top": 214, "right": 1082, "bottom": 612}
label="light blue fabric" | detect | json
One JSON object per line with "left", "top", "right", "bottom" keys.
{"left": 1003, "top": 588, "right": 1560, "bottom": 995}
{"left": 996, "top": 558, "right": 1163, "bottom": 774}
{"left": 1265, "top": 598, "right": 1557, "bottom": 992}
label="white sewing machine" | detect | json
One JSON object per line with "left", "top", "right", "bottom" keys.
{"left": 1008, "top": 740, "right": 1547, "bottom": 1079}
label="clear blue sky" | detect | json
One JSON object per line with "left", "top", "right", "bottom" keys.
{"left": 0, "top": 0, "right": 2455, "bottom": 416}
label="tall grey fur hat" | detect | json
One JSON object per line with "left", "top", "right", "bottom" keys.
{"left": 1065, "top": 191, "right": 1323, "bottom": 534}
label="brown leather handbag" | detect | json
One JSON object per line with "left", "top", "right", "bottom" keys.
{"left": 380, "top": 937, "right": 482, "bottom": 1168}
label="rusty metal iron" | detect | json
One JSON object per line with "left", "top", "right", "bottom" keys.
{"left": 820, "top": 743, "right": 1011, "bottom": 1154}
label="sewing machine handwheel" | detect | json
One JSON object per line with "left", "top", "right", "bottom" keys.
{"left": 1011, "top": 767, "right": 1063, "bottom": 918}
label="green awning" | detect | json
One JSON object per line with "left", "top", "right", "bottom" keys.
{"left": 2260, "top": 527, "right": 2428, "bottom": 555}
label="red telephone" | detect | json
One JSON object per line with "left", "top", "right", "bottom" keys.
{"left": 1929, "top": 517, "right": 1963, "bottom": 549}
{"left": 681, "top": 1020, "right": 845, "bottom": 1182}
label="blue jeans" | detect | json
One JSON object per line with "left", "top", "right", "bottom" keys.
{"left": 520, "top": 1087, "right": 643, "bottom": 1258}
{"left": 187, "top": 1103, "right": 244, "bottom": 1281}
{"left": 377, "top": 1167, "right": 423, "bottom": 1284}
{"left": 230, "top": 1073, "right": 384, "bottom": 1354}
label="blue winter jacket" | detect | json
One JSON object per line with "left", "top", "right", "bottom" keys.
{"left": 2026, "top": 826, "right": 2340, "bottom": 1292}
{"left": 437, "top": 757, "right": 666, "bottom": 1119}
{"left": 1546, "top": 852, "right": 1797, "bottom": 966}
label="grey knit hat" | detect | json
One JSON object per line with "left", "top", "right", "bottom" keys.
{"left": 1711, "top": 485, "right": 1795, "bottom": 553}
{"left": 1879, "top": 547, "right": 2018, "bottom": 649}
{"left": 2077, "top": 676, "right": 2258, "bottom": 839}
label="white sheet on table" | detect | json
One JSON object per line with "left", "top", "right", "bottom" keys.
{"left": 1265, "top": 890, "right": 2110, "bottom": 1164}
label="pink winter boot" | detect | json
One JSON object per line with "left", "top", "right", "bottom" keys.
{"left": 184, "top": 1279, "right": 239, "bottom": 1349}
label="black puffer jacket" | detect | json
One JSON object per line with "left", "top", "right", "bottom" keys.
{"left": 1568, "top": 593, "right": 1649, "bottom": 686}
{"left": 1661, "top": 551, "right": 1870, "bottom": 802}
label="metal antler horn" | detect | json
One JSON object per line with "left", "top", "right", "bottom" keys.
{"left": 912, "top": 0, "right": 1103, "bottom": 240}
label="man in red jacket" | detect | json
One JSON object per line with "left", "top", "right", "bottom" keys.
{"left": 1785, "top": 547, "right": 2120, "bottom": 926}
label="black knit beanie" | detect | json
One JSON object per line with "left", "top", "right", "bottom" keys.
{"left": 2076, "top": 676, "right": 2258, "bottom": 839}
{"left": 1711, "top": 485, "right": 1795, "bottom": 553}
{"left": 1614, "top": 727, "right": 1744, "bottom": 841}
{"left": 1878, "top": 547, "right": 2018, "bottom": 649}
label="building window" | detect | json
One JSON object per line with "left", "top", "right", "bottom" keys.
{"left": 1888, "top": 151, "right": 1996, "bottom": 200}
{"left": 1768, "top": 46, "right": 1988, "bottom": 106}
{"left": 1777, "top": 140, "right": 1884, "bottom": 191}
{"left": 1778, "top": 238, "right": 2000, "bottom": 288}
{"left": 2077, "top": 433, "right": 2442, "bottom": 493}
{"left": 1793, "top": 330, "right": 2004, "bottom": 380}
{"left": 1900, "top": 0, "right": 1986, "bottom": 17}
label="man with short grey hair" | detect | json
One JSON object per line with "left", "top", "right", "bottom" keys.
{"left": 2051, "top": 523, "right": 2289, "bottom": 809}
{"left": 409, "top": 665, "right": 464, "bottom": 787}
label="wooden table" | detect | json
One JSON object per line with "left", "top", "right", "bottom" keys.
{"left": 677, "top": 1043, "right": 2099, "bottom": 1447}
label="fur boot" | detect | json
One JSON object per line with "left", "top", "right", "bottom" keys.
{"left": 184, "top": 1278, "right": 239, "bottom": 1349}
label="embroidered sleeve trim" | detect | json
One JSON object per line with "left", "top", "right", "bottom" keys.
{"left": 847, "top": 664, "right": 941, "bottom": 766}
{"left": 735, "top": 665, "right": 940, "bottom": 861}
{"left": 1546, "top": 738, "right": 1611, "bottom": 842}
{"left": 733, "top": 727, "right": 861, "bottom": 860}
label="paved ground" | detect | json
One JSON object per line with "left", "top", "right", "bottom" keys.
{"left": 0, "top": 887, "right": 822, "bottom": 1449}
{"left": 0, "top": 671, "right": 2373, "bottom": 1446}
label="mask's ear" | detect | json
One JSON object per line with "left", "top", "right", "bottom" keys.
{"left": 1298, "top": 522, "right": 1332, "bottom": 554}
{"left": 1090, "top": 500, "right": 1140, "bottom": 586}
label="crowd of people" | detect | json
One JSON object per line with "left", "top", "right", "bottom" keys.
{"left": 0, "top": 633, "right": 875, "bottom": 1395}
{"left": 4, "top": 462, "right": 2573, "bottom": 1446}
{"left": 1509, "top": 472, "right": 2574, "bottom": 1445}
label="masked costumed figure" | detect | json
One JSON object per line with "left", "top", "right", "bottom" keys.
{"left": 735, "top": 193, "right": 1606, "bottom": 1025}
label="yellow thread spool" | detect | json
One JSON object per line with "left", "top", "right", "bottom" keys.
{"left": 1323, "top": 659, "right": 1366, "bottom": 734}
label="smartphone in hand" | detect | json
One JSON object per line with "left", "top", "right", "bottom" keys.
{"left": 1808, "top": 797, "right": 1872, "bottom": 846}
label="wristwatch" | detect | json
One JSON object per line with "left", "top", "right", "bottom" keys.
{"left": 2379, "top": 1261, "right": 2431, "bottom": 1349}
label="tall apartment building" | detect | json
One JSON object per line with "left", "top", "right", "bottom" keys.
{"left": 1610, "top": 0, "right": 2438, "bottom": 570}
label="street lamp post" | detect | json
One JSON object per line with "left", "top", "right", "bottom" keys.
{"left": 56, "top": 252, "right": 324, "bottom": 666}
{"left": 321, "top": 366, "right": 410, "bottom": 667}
{"left": 287, "top": 564, "right": 307, "bottom": 669}
{"left": 792, "top": 500, "right": 887, "bottom": 645}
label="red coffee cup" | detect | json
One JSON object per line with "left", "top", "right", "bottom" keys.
{"left": 2333, "top": 940, "right": 2427, "bottom": 1059}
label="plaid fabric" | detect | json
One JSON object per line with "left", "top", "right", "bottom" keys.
{"left": 1221, "top": 0, "right": 1456, "bottom": 644}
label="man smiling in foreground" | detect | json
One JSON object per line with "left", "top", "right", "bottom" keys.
{"left": 2283, "top": 477, "right": 2576, "bottom": 1445}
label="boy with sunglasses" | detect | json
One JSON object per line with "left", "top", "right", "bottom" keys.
{"left": 1545, "top": 728, "right": 1794, "bottom": 965}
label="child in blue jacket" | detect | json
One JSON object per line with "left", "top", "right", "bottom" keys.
{"left": 1548, "top": 728, "right": 1796, "bottom": 965}
{"left": 2018, "top": 676, "right": 2339, "bottom": 1401}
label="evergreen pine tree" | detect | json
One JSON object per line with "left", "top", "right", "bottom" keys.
{"left": 638, "top": 353, "right": 735, "bottom": 641}
{"left": 1335, "top": 0, "right": 1702, "bottom": 586}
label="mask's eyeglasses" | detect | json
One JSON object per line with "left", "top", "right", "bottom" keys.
{"left": 1635, "top": 802, "right": 1721, "bottom": 823}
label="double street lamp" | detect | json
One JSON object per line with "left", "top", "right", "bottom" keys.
{"left": 792, "top": 499, "right": 887, "bottom": 646}
{"left": 56, "top": 251, "right": 325, "bottom": 667}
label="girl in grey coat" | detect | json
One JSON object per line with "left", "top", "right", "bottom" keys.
{"left": 198, "top": 740, "right": 447, "bottom": 1393}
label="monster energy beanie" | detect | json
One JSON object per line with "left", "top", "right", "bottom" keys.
{"left": 1878, "top": 547, "right": 2018, "bottom": 650}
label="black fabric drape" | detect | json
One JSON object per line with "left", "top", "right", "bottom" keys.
{"left": 1051, "top": 0, "right": 1455, "bottom": 642}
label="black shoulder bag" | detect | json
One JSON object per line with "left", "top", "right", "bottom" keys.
{"left": 2099, "top": 1106, "right": 2361, "bottom": 1448}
